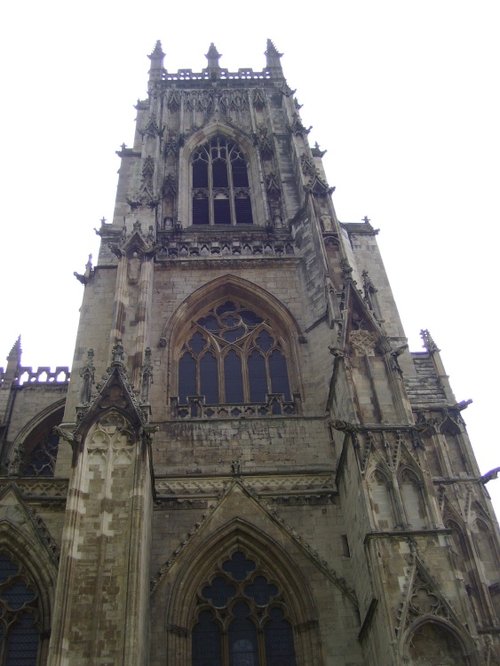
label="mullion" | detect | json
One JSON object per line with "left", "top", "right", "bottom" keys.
{"left": 227, "top": 147, "right": 236, "bottom": 226}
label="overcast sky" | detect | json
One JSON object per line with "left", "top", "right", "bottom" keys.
{"left": 1, "top": 0, "right": 499, "bottom": 512}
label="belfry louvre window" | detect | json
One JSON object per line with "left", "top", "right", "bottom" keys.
{"left": 192, "top": 136, "right": 253, "bottom": 225}
{"left": 0, "top": 552, "right": 40, "bottom": 665}
{"left": 178, "top": 300, "right": 292, "bottom": 407}
{"left": 192, "top": 550, "right": 297, "bottom": 666}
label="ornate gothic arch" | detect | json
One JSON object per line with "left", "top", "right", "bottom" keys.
{"left": 367, "top": 465, "right": 397, "bottom": 530}
{"left": 397, "top": 465, "right": 428, "bottom": 529}
{"left": 178, "top": 122, "right": 267, "bottom": 227}
{"left": 7, "top": 399, "right": 65, "bottom": 476}
{"left": 162, "top": 274, "right": 305, "bottom": 408}
{"left": 402, "top": 616, "right": 477, "bottom": 665}
{"left": 0, "top": 493, "right": 58, "bottom": 665}
{"left": 153, "top": 518, "right": 323, "bottom": 665}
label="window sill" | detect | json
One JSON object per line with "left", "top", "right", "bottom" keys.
{"left": 171, "top": 394, "right": 300, "bottom": 419}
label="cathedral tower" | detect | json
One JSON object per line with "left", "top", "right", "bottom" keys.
{"left": 0, "top": 42, "right": 499, "bottom": 665}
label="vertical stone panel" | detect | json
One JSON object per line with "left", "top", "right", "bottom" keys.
{"left": 48, "top": 410, "right": 151, "bottom": 666}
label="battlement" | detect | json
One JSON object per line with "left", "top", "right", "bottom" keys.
{"left": 161, "top": 67, "right": 272, "bottom": 82}
{"left": 0, "top": 366, "right": 70, "bottom": 385}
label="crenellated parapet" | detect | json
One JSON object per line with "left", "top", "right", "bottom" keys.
{"left": 15, "top": 366, "right": 70, "bottom": 385}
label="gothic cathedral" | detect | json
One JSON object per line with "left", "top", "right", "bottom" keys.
{"left": 0, "top": 42, "right": 499, "bottom": 665}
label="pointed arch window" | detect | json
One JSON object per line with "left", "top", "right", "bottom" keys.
{"left": 192, "top": 550, "right": 297, "bottom": 666}
{"left": 192, "top": 136, "right": 253, "bottom": 226}
{"left": 0, "top": 551, "right": 40, "bottom": 665}
{"left": 20, "top": 430, "right": 59, "bottom": 477}
{"left": 10, "top": 407, "right": 64, "bottom": 478}
{"left": 406, "top": 621, "right": 469, "bottom": 665}
{"left": 176, "top": 300, "right": 294, "bottom": 416}
{"left": 369, "top": 469, "right": 397, "bottom": 530}
{"left": 399, "top": 469, "right": 427, "bottom": 529}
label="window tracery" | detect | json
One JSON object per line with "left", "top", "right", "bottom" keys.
{"left": 192, "top": 136, "right": 253, "bottom": 226}
{"left": 192, "top": 550, "right": 296, "bottom": 666}
{"left": 0, "top": 552, "right": 40, "bottom": 665}
{"left": 177, "top": 300, "right": 292, "bottom": 411}
{"left": 20, "top": 431, "right": 59, "bottom": 477}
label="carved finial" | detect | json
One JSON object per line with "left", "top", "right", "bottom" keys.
{"left": 362, "top": 216, "right": 371, "bottom": 224}
{"left": 420, "top": 329, "right": 440, "bottom": 353}
{"left": 231, "top": 460, "right": 241, "bottom": 475}
{"left": 111, "top": 339, "right": 125, "bottom": 365}
{"left": 150, "top": 41, "right": 164, "bottom": 57}
{"left": 312, "top": 142, "right": 327, "bottom": 158}
{"left": 205, "top": 43, "right": 221, "bottom": 76}
{"left": 79, "top": 349, "right": 95, "bottom": 405}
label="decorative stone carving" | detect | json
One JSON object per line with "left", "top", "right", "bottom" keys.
{"left": 420, "top": 329, "right": 439, "bottom": 353}
{"left": 312, "top": 142, "right": 327, "bottom": 158}
{"left": 252, "top": 88, "right": 266, "bottom": 109}
{"left": 254, "top": 125, "right": 274, "bottom": 158}
{"left": 306, "top": 173, "right": 335, "bottom": 197}
{"left": 74, "top": 254, "right": 94, "bottom": 285}
{"left": 79, "top": 348, "right": 95, "bottom": 405}
{"left": 154, "top": 473, "right": 334, "bottom": 499}
{"left": 265, "top": 172, "right": 281, "bottom": 199}
{"left": 142, "top": 156, "right": 155, "bottom": 185}
{"left": 166, "top": 90, "right": 181, "bottom": 111}
{"left": 350, "top": 329, "right": 377, "bottom": 356}
{"left": 163, "top": 131, "right": 183, "bottom": 157}
{"left": 0, "top": 478, "right": 68, "bottom": 500}
{"left": 128, "top": 157, "right": 159, "bottom": 210}
{"left": 140, "top": 348, "right": 153, "bottom": 404}
{"left": 162, "top": 173, "right": 177, "bottom": 199}
{"left": 140, "top": 114, "right": 163, "bottom": 138}
{"left": 290, "top": 113, "right": 312, "bottom": 136}
{"left": 300, "top": 154, "right": 316, "bottom": 177}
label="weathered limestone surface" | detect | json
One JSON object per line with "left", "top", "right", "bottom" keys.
{"left": 0, "top": 42, "right": 499, "bottom": 666}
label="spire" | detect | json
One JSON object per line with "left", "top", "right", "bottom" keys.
{"left": 2, "top": 336, "right": 22, "bottom": 384}
{"left": 265, "top": 39, "right": 283, "bottom": 76}
{"left": 7, "top": 336, "right": 22, "bottom": 364}
{"left": 205, "top": 43, "right": 222, "bottom": 78}
{"left": 148, "top": 40, "right": 165, "bottom": 81}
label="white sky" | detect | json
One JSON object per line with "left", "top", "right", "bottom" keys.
{"left": 1, "top": 0, "right": 499, "bottom": 512}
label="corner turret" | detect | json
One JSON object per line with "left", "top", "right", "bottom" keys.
{"left": 148, "top": 40, "right": 165, "bottom": 82}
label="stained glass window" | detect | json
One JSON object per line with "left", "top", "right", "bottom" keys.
{"left": 192, "top": 551, "right": 297, "bottom": 666}
{"left": 192, "top": 611, "right": 222, "bottom": 666}
{"left": 192, "top": 136, "right": 253, "bottom": 226}
{"left": 0, "top": 552, "right": 40, "bottom": 665}
{"left": 178, "top": 301, "right": 291, "bottom": 406}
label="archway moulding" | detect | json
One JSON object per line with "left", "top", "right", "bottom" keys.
{"left": 160, "top": 273, "right": 304, "bottom": 348}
